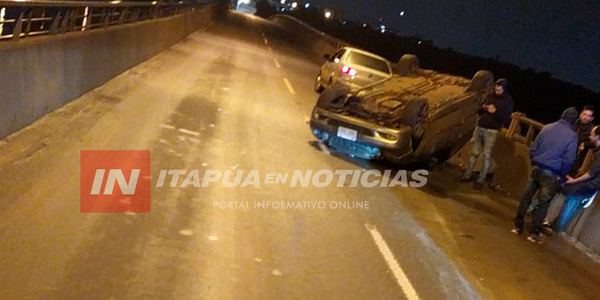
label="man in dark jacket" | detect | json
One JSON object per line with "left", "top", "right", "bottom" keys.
{"left": 513, "top": 107, "right": 579, "bottom": 243}
{"left": 555, "top": 125, "right": 600, "bottom": 232}
{"left": 460, "top": 78, "right": 514, "bottom": 189}
{"left": 571, "top": 105, "right": 595, "bottom": 176}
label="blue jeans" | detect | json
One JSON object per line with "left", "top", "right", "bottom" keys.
{"left": 514, "top": 166, "right": 562, "bottom": 234}
{"left": 555, "top": 197, "right": 582, "bottom": 232}
{"left": 555, "top": 192, "right": 597, "bottom": 232}
{"left": 464, "top": 126, "right": 499, "bottom": 183}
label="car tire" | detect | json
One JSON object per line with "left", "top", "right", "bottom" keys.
{"left": 468, "top": 70, "right": 494, "bottom": 92}
{"left": 397, "top": 54, "right": 420, "bottom": 76}
{"left": 402, "top": 99, "right": 428, "bottom": 143}
{"left": 314, "top": 73, "right": 325, "bottom": 93}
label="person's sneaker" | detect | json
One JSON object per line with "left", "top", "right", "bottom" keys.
{"left": 541, "top": 222, "right": 554, "bottom": 235}
{"left": 459, "top": 175, "right": 474, "bottom": 183}
{"left": 474, "top": 181, "right": 484, "bottom": 190}
{"left": 527, "top": 233, "right": 543, "bottom": 244}
{"left": 489, "top": 183, "right": 501, "bottom": 190}
{"left": 511, "top": 227, "right": 523, "bottom": 235}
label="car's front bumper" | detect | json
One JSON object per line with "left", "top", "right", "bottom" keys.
{"left": 309, "top": 107, "right": 413, "bottom": 160}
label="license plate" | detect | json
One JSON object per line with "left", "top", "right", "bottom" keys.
{"left": 337, "top": 126, "right": 357, "bottom": 141}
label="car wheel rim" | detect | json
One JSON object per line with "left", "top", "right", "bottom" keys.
{"left": 413, "top": 105, "right": 428, "bottom": 139}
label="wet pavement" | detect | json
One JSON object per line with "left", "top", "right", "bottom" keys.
{"left": 0, "top": 11, "right": 599, "bottom": 300}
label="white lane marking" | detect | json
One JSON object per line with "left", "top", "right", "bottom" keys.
{"left": 317, "top": 141, "right": 330, "bottom": 155}
{"left": 208, "top": 235, "right": 219, "bottom": 241}
{"left": 268, "top": 46, "right": 274, "bottom": 54}
{"left": 283, "top": 78, "right": 296, "bottom": 95}
{"left": 179, "top": 229, "right": 194, "bottom": 236}
{"left": 274, "top": 58, "right": 281, "bottom": 69}
{"left": 160, "top": 124, "right": 175, "bottom": 130}
{"left": 263, "top": 37, "right": 269, "bottom": 45}
{"left": 271, "top": 269, "right": 283, "bottom": 276}
{"left": 365, "top": 224, "right": 421, "bottom": 300}
{"left": 178, "top": 128, "right": 200, "bottom": 136}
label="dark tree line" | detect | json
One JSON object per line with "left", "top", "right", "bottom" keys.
{"left": 256, "top": 1, "right": 599, "bottom": 124}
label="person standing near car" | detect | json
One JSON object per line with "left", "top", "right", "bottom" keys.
{"left": 460, "top": 78, "right": 514, "bottom": 190}
{"left": 512, "top": 107, "right": 579, "bottom": 243}
{"left": 554, "top": 125, "right": 600, "bottom": 232}
{"left": 571, "top": 105, "right": 595, "bottom": 176}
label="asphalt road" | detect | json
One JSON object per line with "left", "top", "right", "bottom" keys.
{"left": 0, "top": 12, "right": 599, "bottom": 300}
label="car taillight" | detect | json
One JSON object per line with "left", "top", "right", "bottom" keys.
{"left": 340, "top": 65, "right": 357, "bottom": 76}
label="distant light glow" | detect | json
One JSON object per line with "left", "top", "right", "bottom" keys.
{"left": 291, "top": 2, "right": 298, "bottom": 8}
{"left": 280, "top": 0, "right": 286, "bottom": 4}
{"left": 0, "top": 8, "right": 5, "bottom": 34}
{"left": 82, "top": 6, "right": 89, "bottom": 31}
{"left": 324, "top": 11, "right": 332, "bottom": 19}
{"left": 400, "top": 11, "right": 405, "bottom": 16}
{"left": 304, "top": 3, "right": 310, "bottom": 8}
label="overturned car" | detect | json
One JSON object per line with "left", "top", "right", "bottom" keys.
{"left": 309, "top": 54, "right": 494, "bottom": 165}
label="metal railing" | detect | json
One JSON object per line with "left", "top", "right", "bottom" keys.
{"left": 505, "top": 112, "right": 545, "bottom": 146}
{"left": 0, "top": 0, "right": 212, "bottom": 41}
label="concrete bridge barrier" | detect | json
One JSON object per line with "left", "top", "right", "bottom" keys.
{"left": 0, "top": 2, "right": 223, "bottom": 139}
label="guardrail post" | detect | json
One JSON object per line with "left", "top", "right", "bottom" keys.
{"left": 130, "top": 8, "right": 139, "bottom": 23}
{"left": 525, "top": 126, "right": 536, "bottom": 146}
{"left": 24, "top": 10, "right": 33, "bottom": 37}
{"left": 59, "top": 9, "right": 70, "bottom": 33}
{"left": 101, "top": 8, "right": 110, "bottom": 28}
{"left": 153, "top": 6, "right": 159, "bottom": 19}
{"left": 118, "top": 7, "right": 128, "bottom": 25}
{"left": 12, "top": 12, "right": 24, "bottom": 41}
{"left": 50, "top": 12, "right": 62, "bottom": 34}
{"left": 506, "top": 112, "right": 521, "bottom": 138}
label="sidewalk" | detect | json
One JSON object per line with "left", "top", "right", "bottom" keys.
{"left": 394, "top": 162, "right": 600, "bottom": 300}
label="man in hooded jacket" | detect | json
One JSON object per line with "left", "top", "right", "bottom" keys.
{"left": 460, "top": 78, "right": 514, "bottom": 189}
{"left": 513, "top": 107, "right": 579, "bottom": 243}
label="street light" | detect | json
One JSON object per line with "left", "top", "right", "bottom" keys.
{"left": 324, "top": 11, "right": 332, "bottom": 19}
{"left": 291, "top": 2, "right": 298, "bottom": 9}
{"left": 304, "top": 3, "right": 310, "bottom": 9}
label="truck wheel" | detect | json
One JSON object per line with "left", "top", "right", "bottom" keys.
{"left": 397, "top": 54, "right": 420, "bottom": 76}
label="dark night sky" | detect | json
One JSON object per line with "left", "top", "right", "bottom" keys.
{"left": 309, "top": 0, "right": 600, "bottom": 91}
